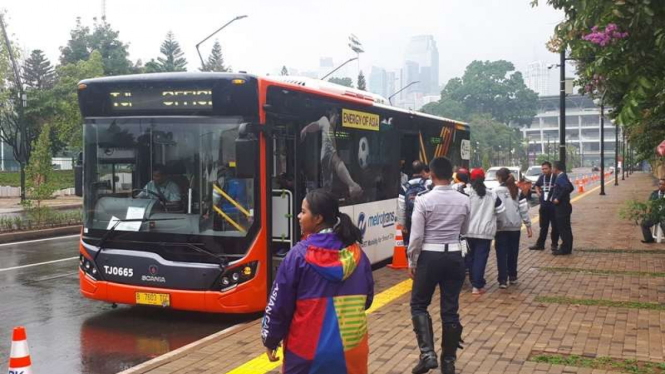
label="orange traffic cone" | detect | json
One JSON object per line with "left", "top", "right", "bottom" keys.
{"left": 388, "top": 224, "right": 408, "bottom": 270}
{"left": 8, "top": 326, "right": 33, "bottom": 374}
{"left": 578, "top": 180, "right": 585, "bottom": 193}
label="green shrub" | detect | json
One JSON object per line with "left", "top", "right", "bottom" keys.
{"left": 0, "top": 170, "right": 74, "bottom": 191}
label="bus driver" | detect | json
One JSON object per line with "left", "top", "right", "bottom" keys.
{"left": 300, "top": 109, "right": 363, "bottom": 199}
{"left": 138, "top": 166, "right": 181, "bottom": 202}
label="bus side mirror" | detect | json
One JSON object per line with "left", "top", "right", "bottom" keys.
{"left": 235, "top": 123, "right": 257, "bottom": 179}
{"left": 74, "top": 152, "right": 83, "bottom": 197}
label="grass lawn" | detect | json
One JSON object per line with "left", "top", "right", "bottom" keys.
{"left": 0, "top": 170, "right": 75, "bottom": 190}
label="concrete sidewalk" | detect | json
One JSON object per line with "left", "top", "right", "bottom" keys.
{"left": 121, "top": 172, "right": 665, "bottom": 374}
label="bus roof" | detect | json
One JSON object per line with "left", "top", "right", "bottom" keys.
{"left": 79, "top": 71, "right": 254, "bottom": 85}
{"left": 262, "top": 75, "right": 468, "bottom": 129}
{"left": 78, "top": 72, "right": 468, "bottom": 130}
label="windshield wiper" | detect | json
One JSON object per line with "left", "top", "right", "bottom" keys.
{"left": 157, "top": 242, "right": 240, "bottom": 267}
{"left": 93, "top": 217, "right": 185, "bottom": 262}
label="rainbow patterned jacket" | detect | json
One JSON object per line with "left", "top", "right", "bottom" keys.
{"left": 262, "top": 232, "right": 374, "bottom": 374}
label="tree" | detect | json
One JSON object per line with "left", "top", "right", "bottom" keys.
{"left": 24, "top": 123, "right": 56, "bottom": 226}
{"left": 148, "top": 31, "right": 187, "bottom": 73}
{"left": 421, "top": 98, "right": 467, "bottom": 121}
{"left": 280, "top": 65, "right": 289, "bottom": 76}
{"left": 428, "top": 60, "right": 538, "bottom": 126}
{"left": 49, "top": 51, "right": 105, "bottom": 151}
{"left": 328, "top": 77, "right": 353, "bottom": 88}
{"left": 200, "top": 40, "right": 228, "bottom": 72}
{"left": 357, "top": 70, "right": 367, "bottom": 91}
{"left": 532, "top": 0, "right": 665, "bottom": 163}
{"left": 467, "top": 114, "right": 524, "bottom": 167}
{"left": 60, "top": 17, "right": 133, "bottom": 76}
{"left": 22, "top": 50, "right": 54, "bottom": 89}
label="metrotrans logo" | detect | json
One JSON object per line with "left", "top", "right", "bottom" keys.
{"left": 357, "top": 211, "right": 395, "bottom": 236}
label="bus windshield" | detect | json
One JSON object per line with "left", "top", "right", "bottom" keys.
{"left": 83, "top": 117, "right": 256, "bottom": 240}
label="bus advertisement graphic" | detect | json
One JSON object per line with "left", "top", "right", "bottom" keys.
{"left": 341, "top": 199, "right": 396, "bottom": 263}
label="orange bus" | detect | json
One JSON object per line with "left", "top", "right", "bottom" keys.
{"left": 76, "top": 73, "right": 470, "bottom": 313}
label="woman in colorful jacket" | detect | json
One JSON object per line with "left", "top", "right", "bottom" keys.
{"left": 494, "top": 168, "right": 532, "bottom": 289}
{"left": 262, "top": 189, "right": 375, "bottom": 374}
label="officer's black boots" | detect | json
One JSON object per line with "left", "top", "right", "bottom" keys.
{"left": 441, "top": 323, "right": 464, "bottom": 374}
{"left": 412, "top": 314, "right": 438, "bottom": 374}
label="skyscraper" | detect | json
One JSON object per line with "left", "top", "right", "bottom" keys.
{"left": 525, "top": 61, "right": 549, "bottom": 96}
{"left": 369, "top": 66, "right": 388, "bottom": 98}
{"left": 404, "top": 35, "right": 439, "bottom": 95}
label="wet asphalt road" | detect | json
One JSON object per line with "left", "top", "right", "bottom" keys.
{"left": 0, "top": 236, "right": 251, "bottom": 374}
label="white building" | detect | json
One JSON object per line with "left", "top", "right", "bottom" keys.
{"left": 522, "top": 95, "right": 618, "bottom": 168}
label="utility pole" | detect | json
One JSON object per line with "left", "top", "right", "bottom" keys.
{"left": 0, "top": 14, "right": 27, "bottom": 201}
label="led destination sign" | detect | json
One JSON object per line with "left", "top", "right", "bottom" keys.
{"left": 109, "top": 89, "right": 213, "bottom": 111}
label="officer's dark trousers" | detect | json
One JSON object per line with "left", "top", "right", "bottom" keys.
{"left": 410, "top": 250, "right": 465, "bottom": 324}
{"left": 555, "top": 202, "right": 573, "bottom": 253}
{"left": 537, "top": 203, "right": 559, "bottom": 247}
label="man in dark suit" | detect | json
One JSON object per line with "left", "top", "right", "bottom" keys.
{"left": 641, "top": 179, "right": 665, "bottom": 243}
{"left": 551, "top": 161, "right": 575, "bottom": 255}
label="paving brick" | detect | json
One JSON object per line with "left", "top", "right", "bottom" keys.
{"left": 122, "top": 173, "right": 665, "bottom": 374}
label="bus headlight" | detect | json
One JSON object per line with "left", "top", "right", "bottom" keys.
{"left": 79, "top": 255, "right": 99, "bottom": 280}
{"left": 218, "top": 261, "right": 258, "bottom": 291}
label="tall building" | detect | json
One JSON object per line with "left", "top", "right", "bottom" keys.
{"left": 369, "top": 66, "right": 388, "bottom": 98}
{"left": 522, "top": 95, "right": 617, "bottom": 168}
{"left": 404, "top": 35, "right": 439, "bottom": 95}
{"left": 525, "top": 61, "right": 549, "bottom": 96}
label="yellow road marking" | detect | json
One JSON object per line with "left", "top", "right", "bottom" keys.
{"left": 226, "top": 280, "right": 413, "bottom": 374}
{"left": 227, "top": 176, "right": 616, "bottom": 373}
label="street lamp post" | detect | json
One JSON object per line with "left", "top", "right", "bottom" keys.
{"left": 388, "top": 81, "right": 420, "bottom": 105}
{"left": 621, "top": 130, "right": 626, "bottom": 181}
{"left": 559, "top": 49, "right": 567, "bottom": 165}
{"left": 196, "top": 15, "right": 248, "bottom": 71}
{"left": 614, "top": 121, "right": 619, "bottom": 186}
{"left": 321, "top": 57, "right": 358, "bottom": 80}
{"left": 594, "top": 92, "right": 607, "bottom": 196}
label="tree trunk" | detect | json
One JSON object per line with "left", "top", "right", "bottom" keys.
{"left": 20, "top": 163, "right": 26, "bottom": 201}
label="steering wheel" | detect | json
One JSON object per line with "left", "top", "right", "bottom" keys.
{"left": 131, "top": 189, "right": 168, "bottom": 210}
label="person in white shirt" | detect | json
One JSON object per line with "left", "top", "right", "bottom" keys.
{"left": 139, "top": 166, "right": 181, "bottom": 202}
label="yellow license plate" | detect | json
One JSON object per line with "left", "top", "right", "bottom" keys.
{"left": 135, "top": 292, "right": 170, "bottom": 307}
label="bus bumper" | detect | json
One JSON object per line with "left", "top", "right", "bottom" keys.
{"left": 79, "top": 269, "right": 264, "bottom": 314}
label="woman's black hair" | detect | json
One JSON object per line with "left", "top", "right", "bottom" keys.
{"left": 471, "top": 177, "right": 487, "bottom": 197}
{"left": 305, "top": 189, "right": 363, "bottom": 246}
{"left": 496, "top": 168, "right": 519, "bottom": 200}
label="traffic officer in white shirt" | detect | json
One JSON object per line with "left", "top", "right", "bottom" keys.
{"left": 408, "top": 157, "right": 470, "bottom": 374}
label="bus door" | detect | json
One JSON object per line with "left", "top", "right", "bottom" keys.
{"left": 269, "top": 124, "right": 298, "bottom": 276}
{"left": 401, "top": 132, "right": 421, "bottom": 176}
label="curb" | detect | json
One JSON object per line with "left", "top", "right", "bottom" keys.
{"left": 0, "top": 225, "right": 81, "bottom": 245}
{"left": 117, "top": 319, "right": 260, "bottom": 374}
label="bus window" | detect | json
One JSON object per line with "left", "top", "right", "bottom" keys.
{"left": 83, "top": 117, "right": 257, "bottom": 238}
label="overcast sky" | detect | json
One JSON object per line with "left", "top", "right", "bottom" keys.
{"left": 2, "top": 0, "right": 564, "bottom": 87}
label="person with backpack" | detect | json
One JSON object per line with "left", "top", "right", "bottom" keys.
{"left": 464, "top": 168, "right": 505, "bottom": 295}
{"left": 397, "top": 160, "right": 430, "bottom": 244}
{"left": 494, "top": 168, "right": 532, "bottom": 289}
{"left": 262, "top": 189, "right": 374, "bottom": 374}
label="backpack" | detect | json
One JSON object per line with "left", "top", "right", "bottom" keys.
{"left": 404, "top": 179, "right": 428, "bottom": 231}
